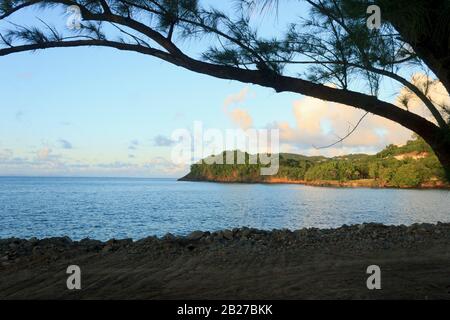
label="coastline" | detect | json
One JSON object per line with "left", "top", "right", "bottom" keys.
{"left": 178, "top": 176, "right": 450, "bottom": 189}
{"left": 2, "top": 222, "right": 450, "bottom": 299}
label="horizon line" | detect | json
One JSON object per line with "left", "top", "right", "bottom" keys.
{"left": 0, "top": 175, "right": 179, "bottom": 180}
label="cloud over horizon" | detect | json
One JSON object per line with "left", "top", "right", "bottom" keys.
{"left": 223, "top": 87, "right": 254, "bottom": 130}
{"left": 0, "top": 147, "right": 187, "bottom": 177}
{"left": 271, "top": 96, "right": 414, "bottom": 155}
{"left": 221, "top": 77, "right": 445, "bottom": 157}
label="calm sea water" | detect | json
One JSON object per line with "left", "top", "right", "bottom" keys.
{"left": 0, "top": 177, "right": 449, "bottom": 241}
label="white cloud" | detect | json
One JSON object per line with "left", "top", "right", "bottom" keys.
{"left": 228, "top": 108, "right": 253, "bottom": 130}
{"left": 271, "top": 96, "right": 413, "bottom": 154}
{"left": 223, "top": 87, "right": 254, "bottom": 130}
{"left": 396, "top": 73, "right": 450, "bottom": 123}
{"left": 270, "top": 75, "right": 450, "bottom": 156}
{"left": 223, "top": 87, "right": 250, "bottom": 109}
{"left": 266, "top": 75, "right": 449, "bottom": 156}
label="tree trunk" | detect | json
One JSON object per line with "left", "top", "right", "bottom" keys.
{"left": 380, "top": 0, "right": 450, "bottom": 93}
{"left": 435, "top": 148, "right": 450, "bottom": 181}
{"left": 421, "top": 130, "right": 450, "bottom": 180}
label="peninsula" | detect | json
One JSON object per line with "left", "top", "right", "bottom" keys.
{"left": 179, "top": 137, "right": 449, "bottom": 188}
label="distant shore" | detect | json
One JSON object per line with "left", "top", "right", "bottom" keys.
{"left": 2, "top": 222, "right": 450, "bottom": 299}
{"left": 179, "top": 175, "right": 450, "bottom": 189}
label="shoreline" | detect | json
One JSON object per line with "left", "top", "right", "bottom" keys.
{"left": 178, "top": 176, "right": 450, "bottom": 190}
{"left": 1, "top": 222, "right": 450, "bottom": 299}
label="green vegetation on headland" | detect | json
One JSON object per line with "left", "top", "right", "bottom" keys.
{"left": 179, "top": 136, "right": 449, "bottom": 188}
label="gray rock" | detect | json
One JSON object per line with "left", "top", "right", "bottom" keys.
{"left": 101, "top": 244, "right": 113, "bottom": 253}
{"left": 202, "top": 236, "right": 213, "bottom": 244}
{"left": 117, "top": 238, "right": 133, "bottom": 247}
{"left": 294, "top": 229, "right": 308, "bottom": 238}
{"left": 8, "top": 243, "right": 18, "bottom": 250}
{"left": 187, "top": 231, "right": 207, "bottom": 241}
{"left": 162, "top": 233, "right": 176, "bottom": 241}
{"left": 222, "top": 230, "right": 233, "bottom": 240}
{"left": 241, "top": 228, "right": 251, "bottom": 238}
{"left": 61, "top": 236, "right": 73, "bottom": 245}
{"left": 101, "top": 238, "right": 131, "bottom": 252}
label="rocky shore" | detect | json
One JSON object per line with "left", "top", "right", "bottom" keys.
{"left": 179, "top": 175, "right": 450, "bottom": 189}
{"left": 1, "top": 223, "right": 450, "bottom": 299}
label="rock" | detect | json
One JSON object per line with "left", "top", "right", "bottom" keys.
{"left": 187, "top": 231, "right": 207, "bottom": 241}
{"left": 106, "top": 239, "right": 117, "bottom": 245}
{"left": 117, "top": 238, "right": 133, "bottom": 247}
{"left": 241, "top": 228, "right": 251, "bottom": 238}
{"left": 79, "top": 238, "right": 103, "bottom": 251}
{"left": 135, "top": 236, "right": 158, "bottom": 248}
{"left": 162, "top": 233, "right": 176, "bottom": 241}
{"left": 80, "top": 238, "right": 100, "bottom": 246}
{"left": 101, "top": 238, "right": 131, "bottom": 252}
{"left": 32, "top": 246, "right": 42, "bottom": 255}
{"left": 101, "top": 244, "right": 113, "bottom": 253}
{"left": 222, "top": 230, "right": 233, "bottom": 240}
{"left": 294, "top": 229, "right": 308, "bottom": 238}
{"left": 61, "top": 236, "right": 73, "bottom": 245}
{"left": 203, "top": 236, "right": 213, "bottom": 244}
{"left": 212, "top": 232, "right": 223, "bottom": 240}
{"left": 252, "top": 233, "right": 263, "bottom": 241}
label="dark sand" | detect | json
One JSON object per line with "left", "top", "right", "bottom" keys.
{"left": 1, "top": 223, "right": 450, "bottom": 299}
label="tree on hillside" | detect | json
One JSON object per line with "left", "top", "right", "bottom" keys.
{"left": 1, "top": 0, "right": 449, "bottom": 175}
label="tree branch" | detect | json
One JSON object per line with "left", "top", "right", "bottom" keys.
{"left": 0, "top": 0, "right": 445, "bottom": 150}
{"left": 1, "top": 35, "right": 440, "bottom": 143}
{"left": 0, "top": 39, "right": 177, "bottom": 62}
{"left": 314, "top": 112, "right": 369, "bottom": 149}
{"left": 99, "top": 0, "right": 112, "bottom": 15}
{"left": 0, "top": 0, "right": 41, "bottom": 20}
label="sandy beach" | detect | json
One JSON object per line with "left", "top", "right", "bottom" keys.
{"left": 1, "top": 223, "right": 450, "bottom": 299}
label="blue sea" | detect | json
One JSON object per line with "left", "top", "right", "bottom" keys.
{"left": 0, "top": 177, "right": 449, "bottom": 241}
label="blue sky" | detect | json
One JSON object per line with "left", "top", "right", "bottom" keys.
{"left": 0, "top": 1, "right": 425, "bottom": 177}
